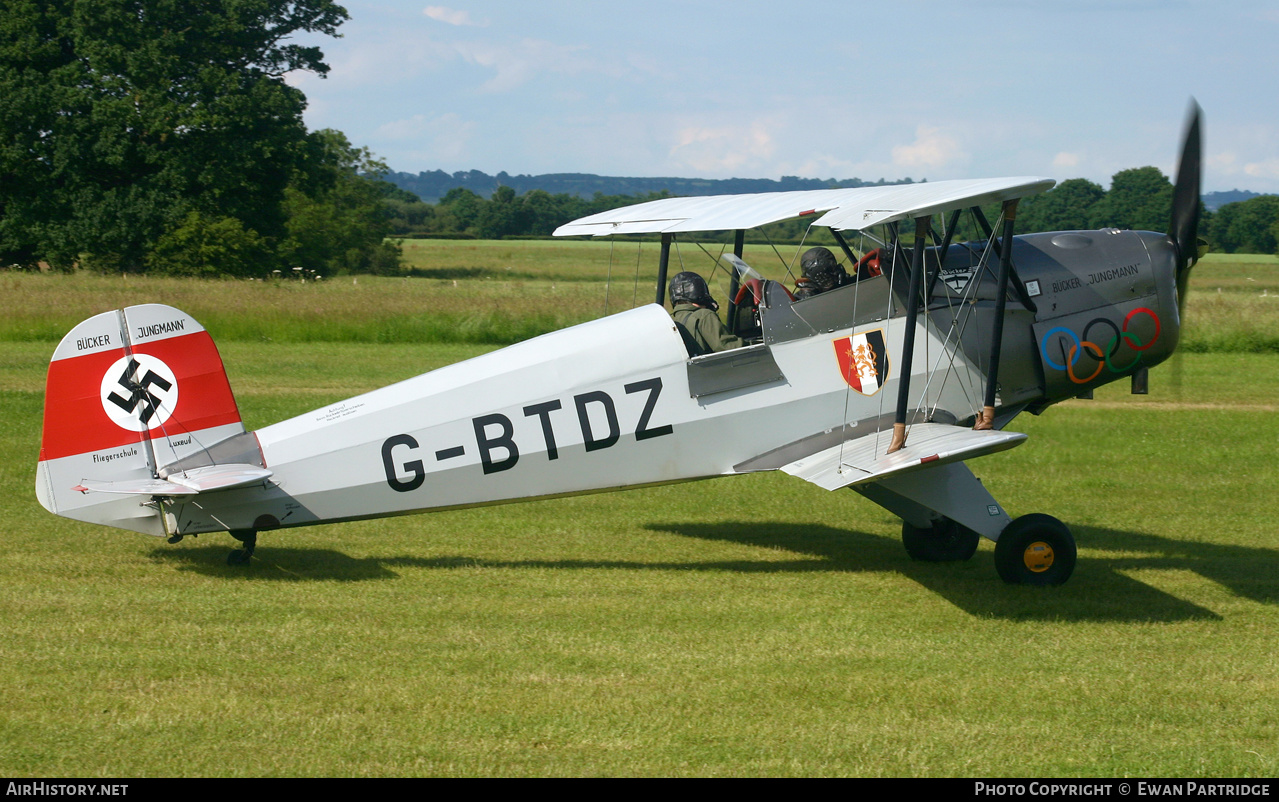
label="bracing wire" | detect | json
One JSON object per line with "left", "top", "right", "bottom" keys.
{"left": 916, "top": 208, "right": 1003, "bottom": 419}
{"left": 761, "top": 228, "right": 800, "bottom": 285}
{"left": 794, "top": 225, "right": 813, "bottom": 267}
{"left": 692, "top": 239, "right": 730, "bottom": 287}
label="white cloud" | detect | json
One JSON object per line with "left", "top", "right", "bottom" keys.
{"left": 453, "top": 38, "right": 595, "bottom": 93}
{"left": 1208, "top": 149, "right": 1279, "bottom": 182}
{"left": 891, "top": 126, "right": 966, "bottom": 172}
{"left": 1243, "top": 159, "right": 1279, "bottom": 180}
{"left": 1208, "top": 151, "right": 1238, "bottom": 171}
{"left": 307, "top": 32, "right": 592, "bottom": 95}
{"left": 376, "top": 115, "right": 434, "bottom": 141}
{"left": 1053, "top": 152, "right": 1081, "bottom": 169}
{"left": 316, "top": 32, "right": 457, "bottom": 89}
{"left": 667, "top": 122, "right": 776, "bottom": 174}
{"left": 424, "top": 6, "right": 484, "bottom": 27}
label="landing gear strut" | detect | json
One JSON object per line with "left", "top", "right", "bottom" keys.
{"left": 227, "top": 529, "right": 256, "bottom": 566}
{"left": 901, "top": 517, "right": 980, "bottom": 562}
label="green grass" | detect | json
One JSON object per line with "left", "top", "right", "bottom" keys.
{"left": 1178, "top": 254, "right": 1279, "bottom": 353}
{"left": 2, "top": 246, "right": 1277, "bottom": 776}
{"left": 2, "top": 332, "right": 1277, "bottom": 776}
{"left": 0, "top": 269, "right": 605, "bottom": 345}
{"left": 3, "top": 245, "right": 1276, "bottom": 351}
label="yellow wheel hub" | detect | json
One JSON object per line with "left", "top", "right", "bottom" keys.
{"left": 1023, "top": 541, "right": 1055, "bottom": 573}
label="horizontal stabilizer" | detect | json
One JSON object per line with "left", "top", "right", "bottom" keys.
{"left": 76, "top": 464, "right": 272, "bottom": 497}
{"left": 163, "top": 464, "right": 274, "bottom": 492}
{"left": 779, "top": 423, "right": 1026, "bottom": 491}
{"left": 75, "top": 478, "right": 199, "bottom": 496}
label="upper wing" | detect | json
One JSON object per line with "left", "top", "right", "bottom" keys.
{"left": 552, "top": 177, "right": 1054, "bottom": 237}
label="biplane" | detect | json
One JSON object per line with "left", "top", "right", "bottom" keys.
{"left": 35, "top": 106, "right": 1204, "bottom": 586}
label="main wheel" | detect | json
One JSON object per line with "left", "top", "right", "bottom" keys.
{"left": 994, "top": 514, "right": 1076, "bottom": 586}
{"left": 902, "top": 518, "right": 981, "bottom": 562}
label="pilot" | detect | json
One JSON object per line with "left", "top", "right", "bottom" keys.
{"left": 668, "top": 271, "right": 744, "bottom": 356}
{"left": 794, "top": 246, "right": 851, "bottom": 300}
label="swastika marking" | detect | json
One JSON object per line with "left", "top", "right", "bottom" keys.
{"left": 99, "top": 354, "right": 179, "bottom": 432}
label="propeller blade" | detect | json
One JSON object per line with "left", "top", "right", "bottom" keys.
{"left": 1169, "top": 101, "right": 1203, "bottom": 312}
{"left": 1167, "top": 102, "right": 1203, "bottom": 398}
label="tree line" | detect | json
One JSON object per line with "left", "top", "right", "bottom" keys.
{"left": 383, "top": 169, "right": 1279, "bottom": 256}
{"left": 382, "top": 185, "right": 676, "bottom": 240}
{"left": 1012, "top": 169, "right": 1278, "bottom": 255}
{"left": 385, "top": 168, "right": 917, "bottom": 204}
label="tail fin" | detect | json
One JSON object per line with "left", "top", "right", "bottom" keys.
{"left": 36, "top": 304, "right": 245, "bottom": 536}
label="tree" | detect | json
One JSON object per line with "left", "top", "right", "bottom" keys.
{"left": 1205, "top": 195, "right": 1279, "bottom": 254}
{"left": 149, "top": 211, "right": 267, "bottom": 277}
{"left": 384, "top": 193, "right": 438, "bottom": 236}
{"left": 477, "top": 185, "right": 528, "bottom": 239}
{"left": 0, "top": 0, "right": 349, "bottom": 270}
{"left": 519, "top": 189, "right": 570, "bottom": 236}
{"left": 436, "top": 188, "right": 484, "bottom": 235}
{"left": 1017, "top": 178, "right": 1106, "bottom": 233}
{"left": 281, "top": 129, "right": 400, "bottom": 275}
{"left": 1088, "top": 167, "right": 1174, "bottom": 232}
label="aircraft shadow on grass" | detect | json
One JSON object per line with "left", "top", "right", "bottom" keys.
{"left": 150, "top": 519, "right": 1277, "bottom": 623}
{"left": 152, "top": 546, "right": 404, "bottom": 582}
{"left": 645, "top": 520, "right": 1279, "bottom": 622}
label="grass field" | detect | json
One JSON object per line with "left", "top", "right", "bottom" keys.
{"left": 3, "top": 244, "right": 1276, "bottom": 351}
{"left": 1, "top": 245, "right": 1277, "bottom": 777}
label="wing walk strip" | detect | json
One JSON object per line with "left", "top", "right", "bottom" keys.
{"left": 778, "top": 423, "right": 1026, "bottom": 492}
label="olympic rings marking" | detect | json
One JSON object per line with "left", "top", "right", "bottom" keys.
{"left": 1040, "top": 327, "right": 1079, "bottom": 371}
{"left": 1082, "top": 318, "right": 1122, "bottom": 359}
{"left": 1124, "top": 307, "right": 1160, "bottom": 350}
{"left": 1039, "top": 307, "right": 1161, "bottom": 385}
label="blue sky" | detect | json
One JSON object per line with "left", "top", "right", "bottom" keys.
{"left": 287, "top": 1, "right": 1279, "bottom": 194}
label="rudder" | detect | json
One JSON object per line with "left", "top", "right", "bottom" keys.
{"left": 37, "top": 304, "right": 245, "bottom": 536}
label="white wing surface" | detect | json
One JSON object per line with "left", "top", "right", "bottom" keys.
{"left": 779, "top": 423, "right": 1027, "bottom": 492}
{"left": 552, "top": 177, "right": 1054, "bottom": 237}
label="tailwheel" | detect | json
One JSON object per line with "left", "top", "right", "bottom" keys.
{"left": 902, "top": 517, "right": 980, "bottom": 562}
{"left": 227, "top": 529, "right": 257, "bottom": 566}
{"left": 994, "top": 514, "right": 1076, "bottom": 586}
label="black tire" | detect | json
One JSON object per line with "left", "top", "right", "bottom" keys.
{"left": 227, "top": 529, "right": 256, "bottom": 566}
{"left": 902, "top": 518, "right": 981, "bottom": 562}
{"left": 994, "top": 514, "right": 1076, "bottom": 586}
